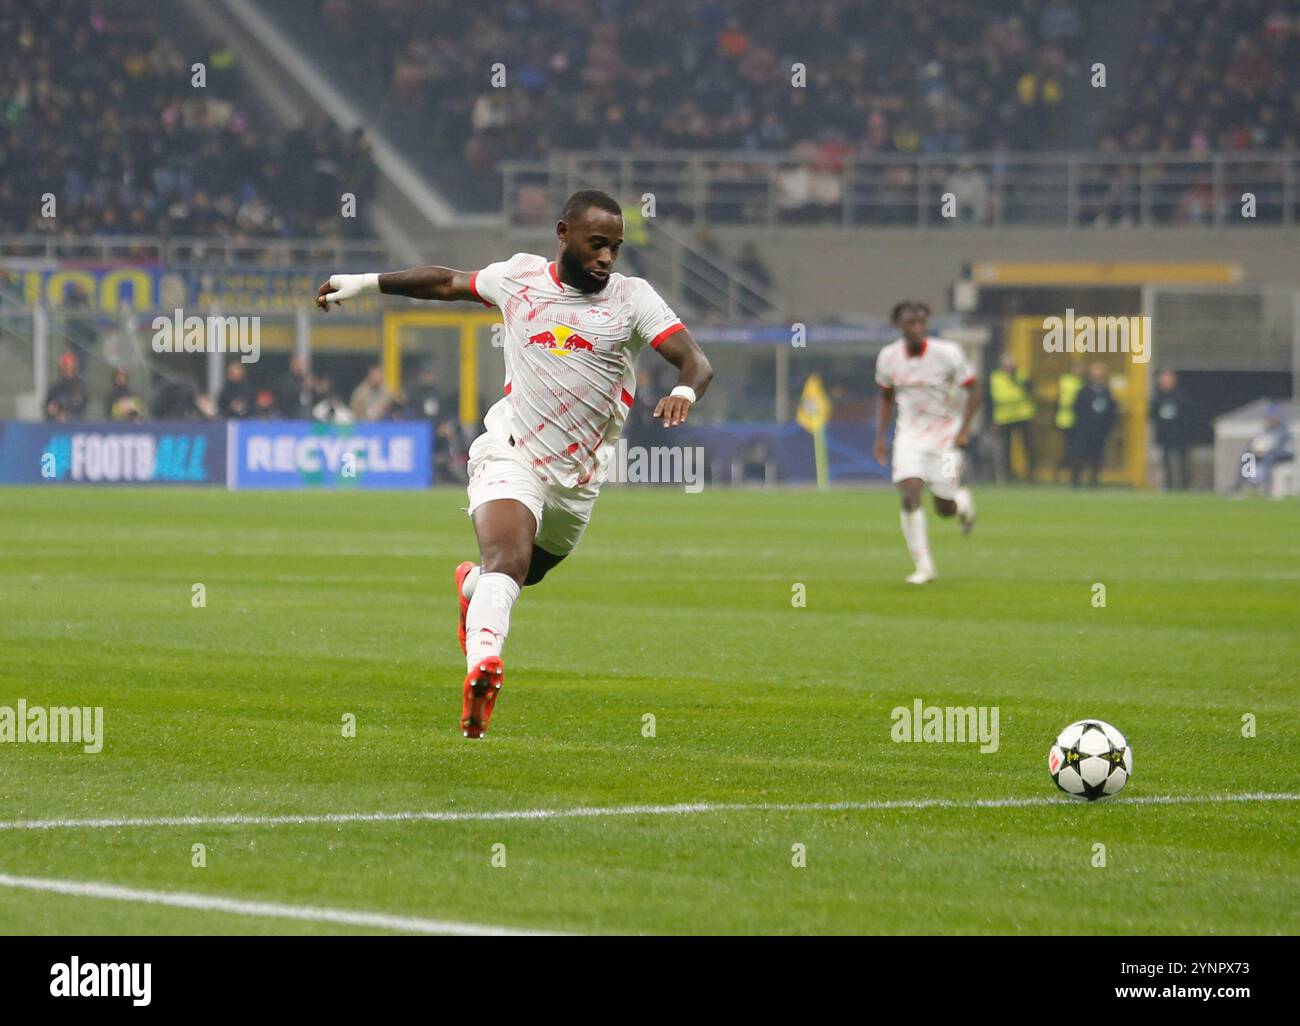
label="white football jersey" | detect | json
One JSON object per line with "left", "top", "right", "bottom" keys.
{"left": 874, "top": 336, "right": 976, "bottom": 451}
{"left": 471, "top": 253, "right": 683, "bottom": 488}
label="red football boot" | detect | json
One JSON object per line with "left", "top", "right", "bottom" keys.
{"left": 454, "top": 561, "right": 476, "bottom": 655}
{"left": 461, "top": 656, "right": 504, "bottom": 739}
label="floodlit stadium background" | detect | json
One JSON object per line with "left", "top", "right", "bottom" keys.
{"left": 0, "top": 0, "right": 1298, "bottom": 941}
{"left": 3, "top": 0, "right": 1296, "bottom": 490}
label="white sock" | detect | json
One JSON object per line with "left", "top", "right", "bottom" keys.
{"left": 955, "top": 487, "right": 972, "bottom": 518}
{"left": 900, "top": 509, "right": 933, "bottom": 571}
{"left": 460, "top": 565, "right": 480, "bottom": 600}
{"left": 465, "top": 572, "right": 519, "bottom": 670}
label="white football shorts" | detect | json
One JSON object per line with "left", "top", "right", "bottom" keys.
{"left": 891, "top": 442, "right": 963, "bottom": 500}
{"left": 465, "top": 430, "right": 600, "bottom": 556}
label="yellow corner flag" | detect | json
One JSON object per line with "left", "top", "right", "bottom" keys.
{"left": 796, "top": 373, "right": 833, "bottom": 490}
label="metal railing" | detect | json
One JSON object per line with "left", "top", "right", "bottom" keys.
{"left": 505, "top": 164, "right": 784, "bottom": 320}
{"left": 503, "top": 151, "right": 1300, "bottom": 229}
{"left": 635, "top": 219, "right": 781, "bottom": 322}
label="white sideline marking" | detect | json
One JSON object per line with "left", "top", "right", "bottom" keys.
{"left": 0, "top": 793, "right": 1296, "bottom": 832}
{"left": 0, "top": 873, "right": 560, "bottom": 936}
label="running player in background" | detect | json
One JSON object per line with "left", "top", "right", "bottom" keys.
{"left": 317, "top": 190, "right": 713, "bottom": 737}
{"left": 872, "top": 300, "right": 979, "bottom": 584}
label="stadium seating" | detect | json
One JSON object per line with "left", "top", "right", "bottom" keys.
{"left": 282, "top": 0, "right": 1096, "bottom": 206}
{"left": 1100, "top": 0, "right": 1300, "bottom": 153}
{"left": 0, "top": 0, "right": 375, "bottom": 237}
{"left": 6, "top": 0, "right": 1296, "bottom": 232}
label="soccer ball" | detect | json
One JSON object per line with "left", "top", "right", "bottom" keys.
{"left": 1048, "top": 719, "right": 1132, "bottom": 800}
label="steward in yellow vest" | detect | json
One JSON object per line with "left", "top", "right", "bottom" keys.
{"left": 991, "top": 355, "right": 1036, "bottom": 481}
{"left": 1055, "top": 369, "right": 1083, "bottom": 430}
{"left": 1054, "top": 367, "right": 1084, "bottom": 481}
{"left": 990, "top": 365, "right": 1035, "bottom": 425}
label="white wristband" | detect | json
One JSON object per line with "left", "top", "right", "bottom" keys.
{"left": 670, "top": 385, "right": 697, "bottom": 404}
{"left": 327, "top": 272, "right": 380, "bottom": 303}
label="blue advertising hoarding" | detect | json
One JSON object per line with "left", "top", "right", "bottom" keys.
{"left": 0, "top": 420, "right": 432, "bottom": 488}
{"left": 1, "top": 418, "right": 888, "bottom": 487}
{"left": 0, "top": 421, "right": 226, "bottom": 485}
{"left": 621, "top": 422, "right": 885, "bottom": 484}
{"left": 227, "top": 420, "right": 432, "bottom": 490}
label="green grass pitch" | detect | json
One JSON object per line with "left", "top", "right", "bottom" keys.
{"left": 0, "top": 484, "right": 1296, "bottom": 935}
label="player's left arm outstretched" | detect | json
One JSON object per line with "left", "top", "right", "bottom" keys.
{"left": 316, "top": 266, "right": 480, "bottom": 308}
{"left": 651, "top": 328, "right": 713, "bottom": 427}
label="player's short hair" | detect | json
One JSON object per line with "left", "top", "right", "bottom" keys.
{"left": 891, "top": 300, "right": 931, "bottom": 323}
{"left": 561, "top": 189, "right": 622, "bottom": 224}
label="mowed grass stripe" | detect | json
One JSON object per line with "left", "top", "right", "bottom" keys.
{"left": 0, "top": 487, "right": 1296, "bottom": 934}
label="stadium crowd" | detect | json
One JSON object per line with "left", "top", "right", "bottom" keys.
{"left": 314, "top": 0, "right": 1092, "bottom": 167}
{"left": 5, "top": 0, "right": 1297, "bottom": 236}
{"left": 1100, "top": 0, "right": 1300, "bottom": 154}
{"left": 0, "top": 0, "right": 375, "bottom": 239}
{"left": 45, "top": 352, "right": 448, "bottom": 426}
{"left": 306, "top": 0, "right": 1299, "bottom": 173}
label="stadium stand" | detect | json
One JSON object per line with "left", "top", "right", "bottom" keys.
{"left": 1100, "top": 0, "right": 1300, "bottom": 154}
{"left": 0, "top": 0, "right": 1294, "bottom": 485}
{"left": 270, "top": 0, "right": 1099, "bottom": 208}
{"left": 6, "top": 0, "right": 1296, "bottom": 232}
{"left": 0, "top": 0, "right": 375, "bottom": 237}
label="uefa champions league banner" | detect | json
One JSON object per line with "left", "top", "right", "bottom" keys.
{"left": 227, "top": 420, "right": 432, "bottom": 490}
{"left": 0, "top": 421, "right": 227, "bottom": 485}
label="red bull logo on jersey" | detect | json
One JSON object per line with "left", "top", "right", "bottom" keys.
{"left": 525, "top": 324, "right": 596, "bottom": 356}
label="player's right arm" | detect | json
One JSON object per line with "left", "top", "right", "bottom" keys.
{"left": 316, "top": 266, "right": 481, "bottom": 310}
{"left": 873, "top": 349, "right": 895, "bottom": 465}
{"left": 873, "top": 387, "right": 894, "bottom": 465}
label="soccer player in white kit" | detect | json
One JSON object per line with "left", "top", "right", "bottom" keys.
{"left": 872, "top": 301, "right": 980, "bottom": 584}
{"left": 317, "top": 190, "right": 713, "bottom": 737}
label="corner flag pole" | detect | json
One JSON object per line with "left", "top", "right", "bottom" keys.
{"left": 812, "top": 426, "right": 829, "bottom": 491}
{"left": 796, "top": 373, "right": 833, "bottom": 491}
